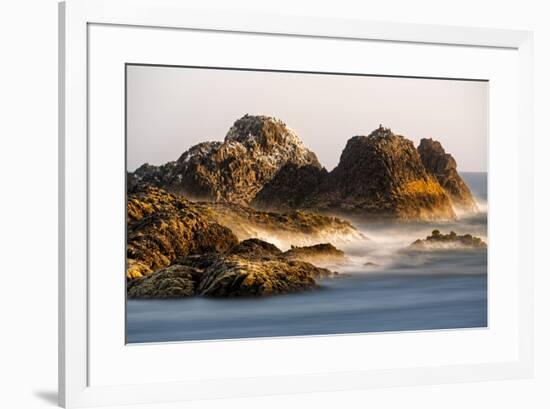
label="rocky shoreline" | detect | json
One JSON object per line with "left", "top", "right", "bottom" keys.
{"left": 126, "top": 115, "right": 484, "bottom": 298}
{"left": 126, "top": 185, "right": 355, "bottom": 296}
{"left": 128, "top": 238, "right": 341, "bottom": 298}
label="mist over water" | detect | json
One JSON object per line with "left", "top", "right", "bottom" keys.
{"left": 126, "top": 173, "right": 488, "bottom": 343}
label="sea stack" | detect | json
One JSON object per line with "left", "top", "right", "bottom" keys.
{"left": 255, "top": 126, "right": 457, "bottom": 221}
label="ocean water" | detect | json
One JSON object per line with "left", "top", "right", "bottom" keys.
{"left": 126, "top": 172, "right": 488, "bottom": 343}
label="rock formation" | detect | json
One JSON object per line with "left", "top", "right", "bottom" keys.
{"left": 251, "top": 163, "right": 330, "bottom": 211}
{"left": 126, "top": 185, "right": 238, "bottom": 279}
{"left": 128, "top": 114, "right": 321, "bottom": 205}
{"left": 229, "top": 238, "right": 283, "bottom": 259}
{"left": 129, "top": 115, "right": 477, "bottom": 221}
{"left": 255, "top": 126, "right": 457, "bottom": 221}
{"left": 196, "top": 255, "right": 333, "bottom": 297}
{"left": 283, "top": 243, "right": 347, "bottom": 265}
{"left": 409, "top": 229, "right": 487, "bottom": 249}
{"left": 417, "top": 138, "right": 478, "bottom": 212}
{"left": 128, "top": 239, "right": 339, "bottom": 298}
{"left": 126, "top": 185, "right": 354, "bottom": 283}
{"left": 127, "top": 264, "right": 201, "bottom": 298}
{"left": 327, "top": 127, "right": 456, "bottom": 219}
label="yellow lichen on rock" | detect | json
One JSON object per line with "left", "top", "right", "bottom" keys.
{"left": 401, "top": 177, "right": 447, "bottom": 197}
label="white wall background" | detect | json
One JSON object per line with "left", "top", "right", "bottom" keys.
{"left": 0, "top": 1, "right": 547, "bottom": 408}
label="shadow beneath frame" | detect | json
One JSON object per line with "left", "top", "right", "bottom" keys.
{"left": 33, "top": 390, "right": 58, "bottom": 406}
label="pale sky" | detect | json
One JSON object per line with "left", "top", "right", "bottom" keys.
{"left": 127, "top": 65, "right": 487, "bottom": 172}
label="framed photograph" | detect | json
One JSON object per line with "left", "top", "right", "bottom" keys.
{"left": 59, "top": 0, "right": 534, "bottom": 407}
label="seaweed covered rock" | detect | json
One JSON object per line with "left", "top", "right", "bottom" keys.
{"left": 127, "top": 264, "right": 202, "bottom": 298}
{"left": 417, "top": 138, "right": 478, "bottom": 212}
{"left": 126, "top": 185, "right": 238, "bottom": 278}
{"left": 409, "top": 230, "right": 487, "bottom": 249}
{"left": 128, "top": 115, "right": 321, "bottom": 205}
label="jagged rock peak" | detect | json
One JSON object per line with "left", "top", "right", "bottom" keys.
{"left": 333, "top": 128, "right": 428, "bottom": 195}
{"left": 128, "top": 114, "right": 321, "bottom": 205}
{"left": 328, "top": 128, "right": 456, "bottom": 220}
{"left": 224, "top": 114, "right": 319, "bottom": 163}
{"left": 417, "top": 138, "right": 478, "bottom": 212}
{"left": 226, "top": 114, "right": 295, "bottom": 143}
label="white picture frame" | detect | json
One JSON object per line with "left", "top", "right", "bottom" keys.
{"left": 59, "top": 0, "right": 534, "bottom": 407}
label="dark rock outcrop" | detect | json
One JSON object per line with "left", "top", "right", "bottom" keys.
{"left": 252, "top": 163, "right": 330, "bottom": 211}
{"left": 126, "top": 185, "right": 238, "bottom": 278}
{"left": 128, "top": 115, "right": 321, "bottom": 205}
{"left": 229, "top": 238, "right": 283, "bottom": 259}
{"left": 327, "top": 127, "right": 455, "bottom": 220}
{"left": 254, "top": 126, "right": 457, "bottom": 221}
{"left": 126, "top": 186, "right": 353, "bottom": 287}
{"left": 417, "top": 138, "right": 478, "bottom": 212}
{"left": 196, "top": 255, "right": 334, "bottom": 297}
{"left": 283, "top": 243, "right": 347, "bottom": 265}
{"left": 127, "top": 264, "right": 202, "bottom": 298}
{"left": 128, "top": 238, "right": 339, "bottom": 298}
{"left": 409, "top": 229, "right": 487, "bottom": 249}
